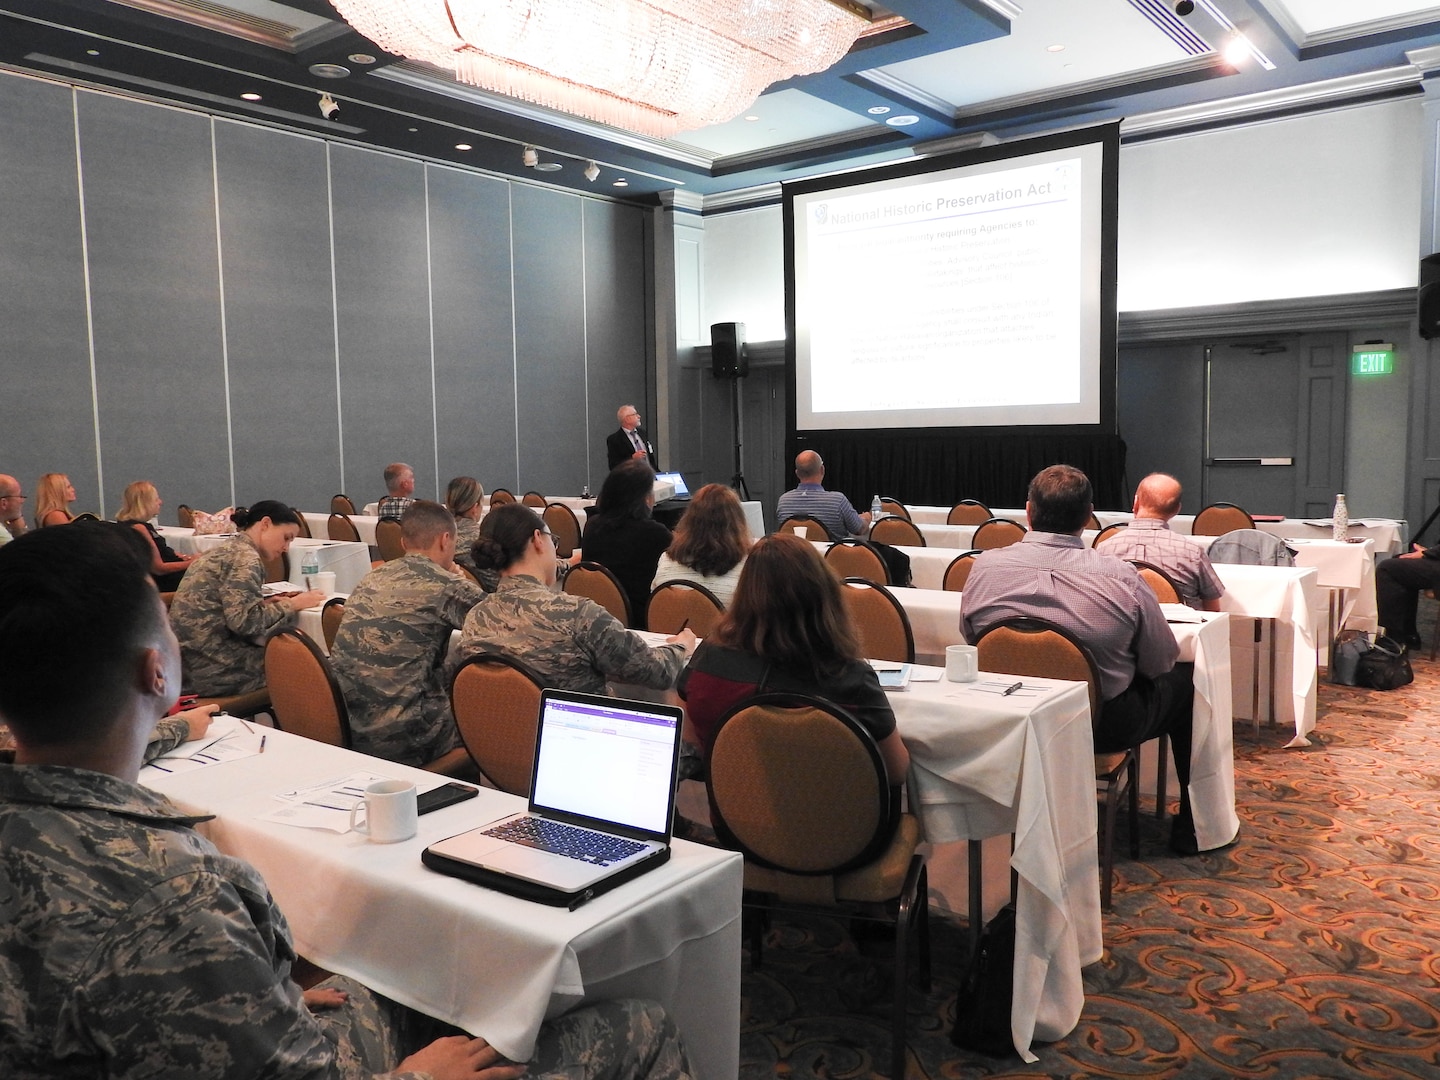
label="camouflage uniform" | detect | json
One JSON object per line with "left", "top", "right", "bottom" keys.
{"left": 330, "top": 554, "right": 484, "bottom": 766}
{"left": 454, "top": 515, "right": 482, "bottom": 579}
{"left": 0, "top": 715, "right": 190, "bottom": 765}
{"left": 0, "top": 764, "right": 695, "bottom": 1079}
{"left": 452, "top": 574, "right": 686, "bottom": 693}
{"left": 169, "top": 533, "right": 295, "bottom": 695}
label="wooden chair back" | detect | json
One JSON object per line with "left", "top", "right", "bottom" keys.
{"left": 521, "top": 491, "right": 547, "bottom": 508}
{"left": 776, "top": 514, "right": 831, "bottom": 542}
{"left": 1130, "top": 561, "right": 1181, "bottom": 604}
{"left": 974, "top": 617, "right": 1100, "bottom": 716}
{"left": 946, "top": 500, "right": 991, "bottom": 526}
{"left": 564, "top": 561, "right": 633, "bottom": 625}
{"left": 543, "top": 503, "right": 582, "bottom": 558}
{"left": 293, "top": 510, "right": 311, "bottom": 538}
{"left": 824, "top": 539, "right": 890, "bottom": 584}
{"left": 489, "top": 488, "right": 516, "bottom": 506}
{"left": 1092, "top": 521, "right": 1128, "bottom": 547}
{"left": 942, "top": 550, "right": 981, "bottom": 592}
{"left": 971, "top": 517, "right": 1027, "bottom": 550}
{"left": 327, "top": 513, "right": 361, "bottom": 543}
{"left": 261, "top": 550, "right": 288, "bottom": 584}
{"left": 263, "top": 629, "right": 351, "bottom": 747}
{"left": 375, "top": 516, "right": 405, "bottom": 561}
{"left": 449, "top": 655, "right": 544, "bottom": 795}
{"left": 879, "top": 498, "right": 910, "bottom": 521}
{"left": 330, "top": 494, "right": 356, "bottom": 515}
{"left": 647, "top": 580, "right": 725, "bottom": 637}
{"left": 840, "top": 578, "right": 915, "bottom": 664}
{"left": 1192, "top": 502, "right": 1255, "bottom": 536}
{"left": 320, "top": 596, "right": 346, "bottom": 652}
{"left": 869, "top": 516, "right": 925, "bottom": 547}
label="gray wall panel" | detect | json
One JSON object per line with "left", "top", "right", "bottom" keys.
{"left": 513, "top": 185, "right": 586, "bottom": 495}
{"left": 0, "top": 77, "right": 99, "bottom": 513}
{"left": 214, "top": 122, "right": 340, "bottom": 510}
{"left": 78, "top": 93, "right": 230, "bottom": 518}
{"left": 427, "top": 166, "right": 519, "bottom": 492}
{"left": 584, "top": 201, "right": 649, "bottom": 488}
{"left": 330, "top": 146, "right": 435, "bottom": 501}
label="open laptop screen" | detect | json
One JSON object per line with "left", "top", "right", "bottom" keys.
{"left": 654, "top": 471, "right": 690, "bottom": 498}
{"left": 529, "top": 693, "right": 680, "bottom": 836}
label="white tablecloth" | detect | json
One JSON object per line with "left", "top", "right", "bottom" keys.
{"left": 159, "top": 529, "right": 373, "bottom": 594}
{"left": 894, "top": 675, "right": 1097, "bottom": 1062}
{"left": 141, "top": 727, "right": 742, "bottom": 1079}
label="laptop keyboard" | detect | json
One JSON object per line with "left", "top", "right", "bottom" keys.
{"left": 483, "top": 817, "right": 647, "bottom": 865}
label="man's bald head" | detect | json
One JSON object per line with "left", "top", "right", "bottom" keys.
{"left": 794, "top": 451, "right": 824, "bottom": 482}
{"left": 1134, "top": 473, "right": 1183, "bottom": 520}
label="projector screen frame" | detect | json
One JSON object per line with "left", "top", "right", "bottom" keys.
{"left": 783, "top": 123, "right": 1120, "bottom": 443}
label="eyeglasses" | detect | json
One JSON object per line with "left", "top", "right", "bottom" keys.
{"left": 540, "top": 529, "right": 556, "bottom": 543}
{"left": 0, "top": 492, "right": 25, "bottom": 501}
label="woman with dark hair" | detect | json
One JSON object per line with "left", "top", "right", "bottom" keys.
{"left": 650, "top": 483, "right": 749, "bottom": 605}
{"left": 169, "top": 500, "right": 323, "bottom": 695}
{"left": 453, "top": 503, "right": 694, "bottom": 694}
{"left": 678, "top": 533, "right": 909, "bottom": 783}
{"left": 580, "top": 459, "right": 672, "bottom": 627}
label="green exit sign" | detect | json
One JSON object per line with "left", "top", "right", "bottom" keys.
{"left": 1352, "top": 345, "right": 1394, "bottom": 376}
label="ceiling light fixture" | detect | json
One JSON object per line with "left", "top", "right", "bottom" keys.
{"left": 535, "top": 162, "right": 563, "bottom": 172}
{"left": 309, "top": 63, "right": 351, "bottom": 79}
{"left": 241, "top": 92, "right": 262, "bottom": 101}
{"left": 348, "top": 53, "right": 378, "bottom": 64}
{"left": 613, "top": 179, "right": 629, "bottom": 187}
{"left": 1046, "top": 44, "right": 1065, "bottom": 53}
{"left": 326, "top": 0, "right": 869, "bottom": 138}
{"left": 1193, "top": 0, "right": 1274, "bottom": 70}
{"left": 522, "top": 145, "right": 539, "bottom": 167}
{"left": 455, "top": 143, "right": 473, "bottom": 151}
{"left": 584, "top": 160, "right": 600, "bottom": 182}
{"left": 318, "top": 93, "right": 340, "bottom": 119}
{"left": 867, "top": 105, "right": 891, "bottom": 115}
{"left": 885, "top": 114, "right": 920, "bottom": 127}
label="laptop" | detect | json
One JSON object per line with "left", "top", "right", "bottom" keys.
{"left": 654, "top": 471, "right": 691, "bottom": 499}
{"left": 422, "top": 689, "right": 684, "bottom": 907}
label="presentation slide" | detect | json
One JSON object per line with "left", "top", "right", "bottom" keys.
{"left": 788, "top": 131, "right": 1113, "bottom": 432}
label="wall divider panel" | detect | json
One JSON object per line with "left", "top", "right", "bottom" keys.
{"left": 77, "top": 91, "right": 231, "bottom": 515}
{"left": 427, "top": 165, "right": 519, "bottom": 493}
{"left": 0, "top": 76, "right": 98, "bottom": 513}
{"left": 214, "top": 121, "right": 340, "bottom": 511}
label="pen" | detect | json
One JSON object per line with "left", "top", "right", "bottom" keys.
{"left": 1001, "top": 681, "right": 1024, "bottom": 696}
{"left": 259, "top": 735, "right": 267, "bottom": 753}
{"left": 677, "top": 619, "right": 689, "bottom": 632}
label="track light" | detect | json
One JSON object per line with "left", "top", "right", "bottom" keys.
{"left": 522, "top": 145, "right": 538, "bottom": 167}
{"left": 584, "top": 160, "right": 600, "bottom": 182}
{"left": 318, "top": 93, "right": 339, "bottom": 119}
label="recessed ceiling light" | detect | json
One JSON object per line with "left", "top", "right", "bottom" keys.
{"left": 867, "top": 105, "right": 891, "bottom": 115}
{"left": 535, "top": 161, "right": 563, "bottom": 172}
{"left": 241, "top": 92, "right": 262, "bottom": 101}
{"left": 408, "top": 126, "right": 418, "bottom": 132}
{"left": 348, "top": 53, "right": 377, "bottom": 65}
{"left": 308, "top": 63, "right": 350, "bottom": 79}
{"left": 885, "top": 115, "right": 921, "bottom": 127}
{"left": 86, "top": 49, "right": 99, "bottom": 56}
{"left": 744, "top": 115, "right": 760, "bottom": 122}
{"left": 1046, "top": 44, "right": 1066, "bottom": 53}
{"left": 612, "top": 179, "right": 629, "bottom": 187}
{"left": 454, "top": 143, "right": 472, "bottom": 151}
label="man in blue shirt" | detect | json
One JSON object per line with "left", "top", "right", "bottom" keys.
{"left": 775, "top": 451, "right": 870, "bottom": 540}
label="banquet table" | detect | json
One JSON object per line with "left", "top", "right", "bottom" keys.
{"left": 893, "top": 673, "right": 1097, "bottom": 1062}
{"left": 141, "top": 725, "right": 742, "bottom": 1079}
{"left": 158, "top": 529, "right": 373, "bottom": 594}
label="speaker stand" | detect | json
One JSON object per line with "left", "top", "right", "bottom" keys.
{"left": 728, "top": 375, "right": 750, "bottom": 501}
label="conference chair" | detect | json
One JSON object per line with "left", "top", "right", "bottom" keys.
{"left": 564, "top": 561, "right": 633, "bottom": 626}
{"left": 449, "top": 654, "right": 545, "bottom": 796}
{"left": 260, "top": 550, "right": 289, "bottom": 584}
{"left": 841, "top": 578, "right": 915, "bottom": 664}
{"left": 543, "top": 502, "right": 582, "bottom": 558}
{"left": 293, "top": 510, "right": 311, "bottom": 538}
{"left": 946, "top": 500, "right": 991, "bottom": 526}
{"left": 1130, "top": 560, "right": 1182, "bottom": 605}
{"left": 521, "top": 491, "right": 547, "bottom": 508}
{"left": 456, "top": 564, "right": 482, "bottom": 587}
{"left": 648, "top": 580, "right": 725, "bottom": 638}
{"left": 1093, "top": 521, "right": 1128, "bottom": 547}
{"left": 263, "top": 628, "right": 352, "bottom": 749}
{"left": 330, "top": 494, "right": 356, "bottom": 515}
{"left": 879, "top": 497, "right": 911, "bottom": 520}
{"left": 705, "top": 692, "right": 929, "bottom": 1080}
{"left": 1192, "top": 502, "right": 1255, "bottom": 536}
{"left": 971, "top": 517, "right": 1027, "bottom": 550}
{"left": 176, "top": 504, "right": 195, "bottom": 529}
{"left": 776, "top": 514, "right": 832, "bottom": 542}
{"left": 825, "top": 538, "right": 890, "bottom": 584}
{"left": 320, "top": 596, "right": 346, "bottom": 652}
{"left": 942, "top": 550, "right": 981, "bottom": 593}
{"left": 1086, "top": 512, "right": 1103, "bottom": 531}
{"left": 327, "top": 513, "right": 361, "bottom": 543}
{"left": 489, "top": 488, "right": 516, "bottom": 506}
{"left": 870, "top": 516, "right": 925, "bottom": 548}
{"left": 375, "top": 516, "right": 405, "bottom": 561}
{"left": 189, "top": 688, "right": 271, "bottom": 720}
{"left": 73, "top": 512, "right": 100, "bottom": 522}
{"left": 973, "top": 617, "right": 1141, "bottom": 911}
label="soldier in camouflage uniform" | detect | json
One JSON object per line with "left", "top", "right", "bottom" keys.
{"left": 169, "top": 501, "right": 323, "bottom": 695}
{"left": 453, "top": 503, "right": 695, "bottom": 692}
{"left": 331, "top": 501, "right": 484, "bottom": 767}
{"left": 0, "top": 522, "right": 697, "bottom": 1079}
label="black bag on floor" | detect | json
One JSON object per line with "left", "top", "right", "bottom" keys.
{"left": 1331, "top": 630, "right": 1368, "bottom": 686}
{"left": 951, "top": 903, "right": 1016, "bottom": 1057}
{"left": 1355, "top": 635, "right": 1414, "bottom": 690}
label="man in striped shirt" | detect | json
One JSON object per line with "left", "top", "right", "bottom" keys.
{"left": 774, "top": 451, "right": 870, "bottom": 540}
{"left": 1096, "top": 473, "right": 1225, "bottom": 611}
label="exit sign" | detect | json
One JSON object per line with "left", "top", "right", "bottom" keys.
{"left": 1352, "top": 345, "right": 1394, "bottom": 376}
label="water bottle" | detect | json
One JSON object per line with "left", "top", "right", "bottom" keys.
{"left": 1332, "top": 494, "right": 1349, "bottom": 542}
{"left": 871, "top": 494, "right": 883, "bottom": 520}
{"left": 299, "top": 546, "right": 319, "bottom": 587}
{"left": 582, "top": 483, "right": 591, "bottom": 501}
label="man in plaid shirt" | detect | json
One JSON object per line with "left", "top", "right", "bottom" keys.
{"left": 1096, "top": 473, "right": 1225, "bottom": 611}
{"left": 378, "top": 462, "right": 416, "bottom": 519}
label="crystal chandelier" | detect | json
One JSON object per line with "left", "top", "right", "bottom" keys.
{"left": 328, "top": 0, "right": 869, "bottom": 138}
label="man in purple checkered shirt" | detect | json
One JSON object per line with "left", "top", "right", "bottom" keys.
{"left": 1096, "top": 473, "right": 1225, "bottom": 611}
{"left": 961, "top": 464, "right": 1200, "bottom": 855}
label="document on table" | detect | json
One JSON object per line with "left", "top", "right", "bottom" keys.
{"left": 957, "top": 679, "right": 1050, "bottom": 698}
{"left": 260, "top": 771, "right": 393, "bottom": 832}
{"left": 142, "top": 714, "right": 262, "bottom": 775}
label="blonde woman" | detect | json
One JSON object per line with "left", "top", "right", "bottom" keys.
{"left": 444, "top": 475, "right": 484, "bottom": 578}
{"left": 117, "top": 481, "right": 193, "bottom": 591}
{"left": 35, "top": 474, "right": 76, "bottom": 527}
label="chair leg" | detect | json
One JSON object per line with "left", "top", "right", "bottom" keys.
{"left": 1099, "top": 773, "right": 1120, "bottom": 911}
{"left": 1154, "top": 733, "right": 1169, "bottom": 820}
{"left": 892, "top": 855, "right": 928, "bottom": 1080}
{"left": 967, "top": 839, "right": 983, "bottom": 954}
{"left": 1126, "top": 753, "right": 1140, "bottom": 860}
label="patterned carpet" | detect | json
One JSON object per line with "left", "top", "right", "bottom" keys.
{"left": 738, "top": 634, "right": 1440, "bottom": 1078}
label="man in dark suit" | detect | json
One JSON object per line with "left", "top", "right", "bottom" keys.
{"left": 606, "top": 404, "right": 656, "bottom": 471}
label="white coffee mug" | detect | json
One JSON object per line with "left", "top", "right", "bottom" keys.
{"left": 946, "top": 644, "right": 979, "bottom": 683}
{"left": 792, "top": 526, "right": 808, "bottom": 539}
{"left": 310, "top": 570, "right": 337, "bottom": 594}
{"left": 349, "top": 780, "right": 418, "bottom": 843}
